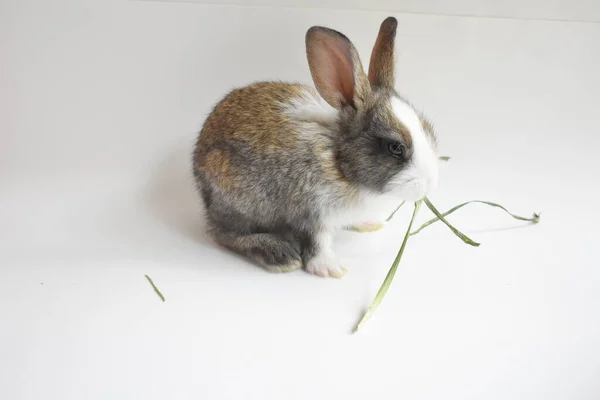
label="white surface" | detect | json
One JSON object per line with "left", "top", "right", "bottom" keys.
{"left": 150, "top": 0, "right": 600, "bottom": 23}
{"left": 2, "top": 1, "right": 600, "bottom": 399}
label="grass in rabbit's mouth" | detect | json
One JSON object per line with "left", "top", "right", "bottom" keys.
{"left": 353, "top": 167, "right": 540, "bottom": 332}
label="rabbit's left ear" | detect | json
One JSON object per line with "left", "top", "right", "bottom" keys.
{"left": 368, "top": 17, "right": 398, "bottom": 89}
{"left": 306, "top": 26, "right": 371, "bottom": 110}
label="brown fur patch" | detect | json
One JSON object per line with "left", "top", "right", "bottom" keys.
{"left": 198, "top": 82, "right": 303, "bottom": 155}
{"left": 319, "top": 151, "right": 343, "bottom": 182}
{"left": 310, "top": 137, "right": 359, "bottom": 202}
{"left": 203, "top": 149, "right": 238, "bottom": 191}
{"left": 322, "top": 159, "right": 360, "bottom": 204}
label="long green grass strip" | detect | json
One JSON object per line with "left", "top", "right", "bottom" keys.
{"left": 145, "top": 274, "right": 166, "bottom": 302}
{"left": 354, "top": 201, "right": 422, "bottom": 333}
{"left": 439, "top": 156, "right": 451, "bottom": 161}
{"left": 385, "top": 201, "right": 405, "bottom": 222}
{"left": 412, "top": 200, "right": 540, "bottom": 236}
{"left": 424, "top": 197, "right": 480, "bottom": 247}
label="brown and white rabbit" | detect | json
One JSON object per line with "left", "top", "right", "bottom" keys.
{"left": 193, "top": 17, "right": 438, "bottom": 278}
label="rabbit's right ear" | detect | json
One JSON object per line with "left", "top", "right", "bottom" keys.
{"left": 368, "top": 17, "right": 398, "bottom": 89}
{"left": 306, "top": 27, "right": 370, "bottom": 110}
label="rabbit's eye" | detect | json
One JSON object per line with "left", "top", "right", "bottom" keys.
{"left": 387, "top": 142, "right": 405, "bottom": 159}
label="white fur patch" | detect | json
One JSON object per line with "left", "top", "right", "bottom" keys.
{"left": 322, "top": 190, "right": 397, "bottom": 228}
{"left": 282, "top": 88, "right": 338, "bottom": 129}
{"left": 389, "top": 97, "right": 439, "bottom": 201}
{"left": 305, "top": 227, "right": 345, "bottom": 278}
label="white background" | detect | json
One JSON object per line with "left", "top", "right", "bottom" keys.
{"left": 1, "top": 1, "right": 599, "bottom": 399}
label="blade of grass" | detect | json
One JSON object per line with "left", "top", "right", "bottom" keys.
{"left": 423, "top": 197, "right": 480, "bottom": 247}
{"left": 354, "top": 201, "right": 422, "bottom": 333}
{"left": 145, "top": 274, "right": 166, "bottom": 302}
{"left": 385, "top": 201, "right": 405, "bottom": 222}
{"left": 439, "top": 156, "right": 451, "bottom": 161}
{"left": 412, "top": 200, "right": 540, "bottom": 236}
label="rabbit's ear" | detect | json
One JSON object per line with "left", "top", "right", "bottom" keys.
{"left": 306, "top": 26, "right": 370, "bottom": 109}
{"left": 368, "top": 17, "right": 398, "bottom": 89}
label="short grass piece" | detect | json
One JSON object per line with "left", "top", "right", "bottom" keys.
{"left": 145, "top": 274, "right": 166, "bottom": 302}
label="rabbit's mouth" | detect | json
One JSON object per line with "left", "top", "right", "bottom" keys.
{"left": 385, "top": 174, "right": 437, "bottom": 202}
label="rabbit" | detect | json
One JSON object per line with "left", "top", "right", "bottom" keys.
{"left": 193, "top": 17, "right": 439, "bottom": 278}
